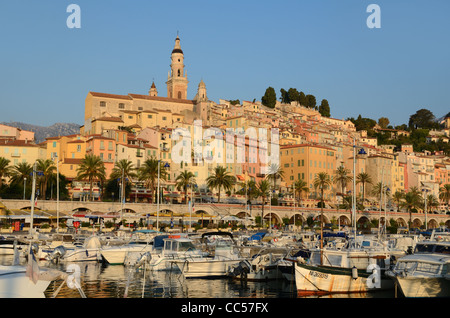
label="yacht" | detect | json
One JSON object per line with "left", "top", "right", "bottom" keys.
{"left": 101, "top": 234, "right": 167, "bottom": 265}
{"left": 386, "top": 240, "right": 450, "bottom": 297}
{"left": 171, "top": 232, "right": 244, "bottom": 278}
{"left": 148, "top": 235, "right": 207, "bottom": 271}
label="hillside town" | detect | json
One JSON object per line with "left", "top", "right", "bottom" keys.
{"left": 1, "top": 36, "right": 450, "bottom": 227}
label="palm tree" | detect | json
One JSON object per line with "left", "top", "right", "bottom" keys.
{"left": 256, "top": 179, "right": 271, "bottom": 228}
{"left": 76, "top": 154, "right": 106, "bottom": 201}
{"left": 439, "top": 184, "right": 450, "bottom": 206}
{"left": 9, "top": 162, "right": 33, "bottom": 185}
{"left": 356, "top": 172, "right": 372, "bottom": 204}
{"left": 36, "top": 159, "right": 56, "bottom": 199}
{"left": 401, "top": 187, "right": 422, "bottom": 230}
{"left": 175, "top": 170, "right": 196, "bottom": 203}
{"left": 206, "top": 166, "right": 236, "bottom": 203}
{"left": 313, "top": 172, "right": 332, "bottom": 265}
{"left": 265, "top": 164, "right": 284, "bottom": 191}
{"left": 0, "top": 157, "right": 12, "bottom": 190}
{"left": 293, "top": 179, "right": 309, "bottom": 207}
{"left": 424, "top": 194, "right": 439, "bottom": 215}
{"left": 333, "top": 166, "right": 353, "bottom": 196}
{"left": 392, "top": 190, "right": 405, "bottom": 212}
{"left": 110, "top": 159, "right": 137, "bottom": 202}
{"left": 138, "top": 157, "right": 168, "bottom": 204}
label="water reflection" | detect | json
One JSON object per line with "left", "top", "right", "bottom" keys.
{"left": 0, "top": 255, "right": 394, "bottom": 299}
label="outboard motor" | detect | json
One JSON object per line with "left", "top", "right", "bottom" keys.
{"left": 47, "top": 245, "right": 67, "bottom": 263}
{"left": 134, "top": 252, "right": 152, "bottom": 269}
{"left": 229, "top": 260, "right": 250, "bottom": 280}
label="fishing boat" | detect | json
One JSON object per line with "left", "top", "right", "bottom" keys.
{"left": 386, "top": 240, "right": 450, "bottom": 297}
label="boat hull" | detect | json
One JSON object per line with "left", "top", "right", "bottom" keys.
{"left": 295, "top": 262, "right": 393, "bottom": 296}
{"left": 0, "top": 266, "right": 51, "bottom": 298}
{"left": 394, "top": 276, "right": 450, "bottom": 298}
{"left": 174, "top": 259, "right": 243, "bottom": 278}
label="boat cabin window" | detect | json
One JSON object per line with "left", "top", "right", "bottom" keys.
{"left": 324, "top": 254, "right": 342, "bottom": 267}
{"left": 178, "top": 241, "right": 196, "bottom": 252}
{"left": 396, "top": 261, "right": 417, "bottom": 272}
{"left": 434, "top": 245, "right": 450, "bottom": 254}
{"left": 414, "top": 244, "right": 435, "bottom": 253}
{"left": 416, "top": 262, "right": 441, "bottom": 274}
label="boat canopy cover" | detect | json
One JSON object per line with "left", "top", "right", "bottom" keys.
{"left": 249, "top": 232, "right": 267, "bottom": 241}
{"left": 153, "top": 235, "right": 169, "bottom": 249}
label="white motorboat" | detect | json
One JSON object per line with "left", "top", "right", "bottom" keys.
{"left": 101, "top": 235, "right": 167, "bottom": 265}
{"left": 171, "top": 232, "right": 244, "bottom": 278}
{"left": 0, "top": 264, "right": 67, "bottom": 298}
{"left": 386, "top": 240, "right": 450, "bottom": 297}
{"left": 0, "top": 236, "right": 28, "bottom": 255}
{"left": 48, "top": 236, "right": 103, "bottom": 262}
{"left": 148, "top": 235, "right": 207, "bottom": 271}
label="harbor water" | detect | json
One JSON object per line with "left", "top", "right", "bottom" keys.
{"left": 0, "top": 254, "right": 395, "bottom": 299}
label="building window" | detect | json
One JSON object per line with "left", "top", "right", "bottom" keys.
{"left": 100, "top": 101, "right": 106, "bottom": 107}
{"left": 148, "top": 115, "right": 153, "bottom": 119}
{"left": 119, "top": 103, "right": 125, "bottom": 109}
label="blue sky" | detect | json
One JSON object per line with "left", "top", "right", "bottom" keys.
{"left": 0, "top": 0, "right": 449, "bottom": 127}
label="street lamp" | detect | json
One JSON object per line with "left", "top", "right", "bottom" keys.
{"left": 23, "top": 177, "right": 27, "bottom": 200}
{"left": 422, "top": 187, "right": 429, "bottom": 230}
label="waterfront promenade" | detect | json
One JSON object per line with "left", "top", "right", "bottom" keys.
{"left": 2, "top": 199, "right": 449, "bottom": 229}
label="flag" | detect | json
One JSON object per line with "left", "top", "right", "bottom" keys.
{"left": 26, "top": 246, "right": 40, "bottom": 284}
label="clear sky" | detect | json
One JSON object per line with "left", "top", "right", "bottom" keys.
{"left": 0, "top": 0, "right": 449, "bottom": 127}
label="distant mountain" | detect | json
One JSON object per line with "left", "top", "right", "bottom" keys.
{"left": 1, "top": 122, "right": 81, "bottom": 144}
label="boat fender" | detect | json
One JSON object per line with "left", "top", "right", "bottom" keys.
{"left": 351, "top": 266, "right": 358, "bottom": 280}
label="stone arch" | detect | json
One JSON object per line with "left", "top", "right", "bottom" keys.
{"left": 236, "top": 211, "right": 251, "bottom": 219}
{"left": 264, "top": 212, "right": 282, "bottom": 226}
{"left": 427, "top": 219, "right": 439, "bottom": 229}
{"left": 412, "top": 218, "right": 422, "bottom": 228}
{"left": 396, "top": 218, "right": 407, "bottom": 228}
{"left": 288, "top": 213, "right": 305, "bottom": 225}
{"left": 338, "top": 215, "right": 351, "bottom": 226}
{"left": 356, "top": 216, "right": 371, "bottom": 231}
{"left": 445, "top": 220, "right": 450, "bottom": 228}
{"left": 71, "top": 207, "right": 91, "bottom": 214}
{"left": 122, "top": 208, "right": 137, "bottom": 214}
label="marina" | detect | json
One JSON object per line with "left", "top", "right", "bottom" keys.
{"left": 2, "top": 225, "right": 448, "bottom": 299}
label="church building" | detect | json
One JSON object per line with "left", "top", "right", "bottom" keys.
{"left": 81, "top": 36, "right": 210, "bottom": 136}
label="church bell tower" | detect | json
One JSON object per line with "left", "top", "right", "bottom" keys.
{"left": 166, "top": 35, "right": 188, "bottom": 99}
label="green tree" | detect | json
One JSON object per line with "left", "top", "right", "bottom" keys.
{"left": 401, "top": 187, "right": 422, "bottom": 230}
{"left": 439, "top": 184, "right": 450, "bottom": 205}
{"left": 356, "top": 172, "right": 373, "bottom": 204}
{"left": 305, "top": 94, "right": 316, "bottom": 108}
{"left": 318, "top": 99, "right": 331, "bottom": 117}
{"left": 378, "top": 117, "right": 390, "bottom": 129}
{"left": 408, "top": 108, "right": 438, "bottom": 129}
{"left": 392, "top": 190, "right": 405, "bottom": 212}
{"left": 266, "top": 164, "right": 284, "bottom": 191}
{"left": 287, "top": 88, "right": 300, "bottom": 103}
{"left": 256, "top": 179, "right": 271, "bottom": 228}
{"left": 76, "top": 154, "right": 106, "bottom": 201}
{"left": 261, "top": 87, "right": 277, "bottom": 108}
{"left": 175, "top": 170, "right": 196, "bottom": 203}
{"left": 206, "top": 166, "right": 236, "bottom": 203}
{"left": 299, "top": 91, "right": 307, "bottom": 106}
{"left": 293, "top": 179, "right": 309, "bottom": 207}
{"left": 138, "top": 157, "right": 168, "bottom": 203}
{"left": 36, "top": 159, "right": 56, "bottom": 199}
{"left": 0, "top": 158, "right": 12, "bottom": 190}
{"left": 313, "top": 172, "right": 332, "bottom": 264}
{"left": 333, "top": 166, "right": 353, "bottom": 196}
{"left": 280, "top": 89, "right": 289, "bottom": 103}
{"left": 9, "top": 162, "right": 33, "bottom": 186}
{"left": 110, "top": 159, "right": 137, "bottom": 201}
